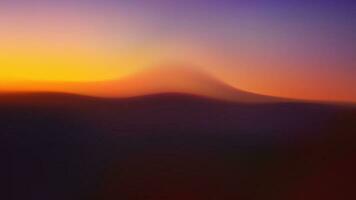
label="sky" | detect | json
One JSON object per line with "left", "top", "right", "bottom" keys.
{"left": 0, "top": 0, "right": 355, "bottom": 102}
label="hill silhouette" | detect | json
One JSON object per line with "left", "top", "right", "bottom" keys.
{"left": 1, "top": 92, "right": 355, "bottom": 200}
{"left": 93, "top": 66, "right": 286, "bottom": 102}
{"left": 0, "top": 66, "right": 288, "bottom": 102}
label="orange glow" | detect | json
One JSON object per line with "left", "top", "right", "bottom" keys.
{"left": 0, "top": 4, "right": 355, "bottom": 103}
{"left": 0, "top": 38, "right": 161, "bottom": 82}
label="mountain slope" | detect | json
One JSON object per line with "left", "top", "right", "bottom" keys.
{"left": 91, "top": 66, "right": 286, "bottom": 102}
{"left": 0, "top": 66, "right": 287, "bottom": 103}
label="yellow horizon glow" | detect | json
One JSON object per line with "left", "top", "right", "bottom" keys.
{"left": 0, "top": 39, "right": 159, "bottom": 82}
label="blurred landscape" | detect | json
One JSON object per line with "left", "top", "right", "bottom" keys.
{"left": 2, "top": 92, "right": 355, "bottom": 200}
{"left": 1, "top": 1, "right": 356, "bottom": 199}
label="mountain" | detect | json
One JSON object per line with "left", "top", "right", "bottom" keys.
{"left": 0, "top": 66, "right": 287, "bottom": 102}
{"left": 1, "top": 93, "right": 355, "bottom": 200}
{"left": 91, "top": 66, "right": 286, "bottom": 102}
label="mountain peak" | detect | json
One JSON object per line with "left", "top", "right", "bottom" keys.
{"left": 96, "top": 65, "right": 285, "bottom": 103}
{"left": 0, "top": 65, "right": 286, "bottom": 103}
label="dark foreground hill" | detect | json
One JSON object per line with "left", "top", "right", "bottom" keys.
{"left": 1, "top": 93, "right": 355, "bottom": 200}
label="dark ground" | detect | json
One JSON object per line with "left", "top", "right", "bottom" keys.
{"left": 1, "top": 93, "right": 355, "bottom": 200}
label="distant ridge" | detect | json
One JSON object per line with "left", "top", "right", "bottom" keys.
{"left": 0, "top": 65, "right": 289, "bottom": 103}
{"left": 0, "top": 91, "right": 354, "bottom": 108}
{"left": 96, "top": 66, "right": 288, "bottom": 103}
{"left": 0, "top": 92, "right": 248, "bottom": 106}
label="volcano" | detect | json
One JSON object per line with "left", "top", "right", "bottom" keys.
{"left": 0, "top": 66, "right": 287, "bottom": 103}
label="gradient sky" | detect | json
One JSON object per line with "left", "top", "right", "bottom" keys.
{"left": 0, "top": 0, "right": 355, "bottom": 102}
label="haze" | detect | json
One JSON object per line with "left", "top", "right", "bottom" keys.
{"left": 0, "top": 0, "right": 355, "bottom": 102}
